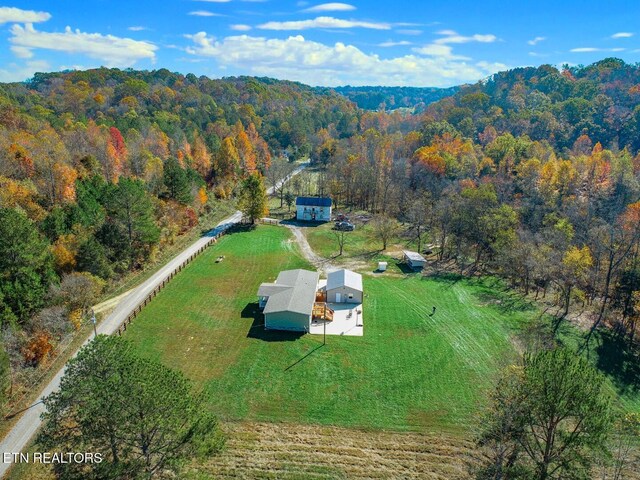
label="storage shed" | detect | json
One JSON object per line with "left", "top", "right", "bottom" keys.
{"left": 403, "top": 250, "right": 427, "bottom": 270}
{"left": 296, "top": 196, "right": 332, "bottom": 222}
{"left": 326, "top": 269, "right": 363, "bottom": 304}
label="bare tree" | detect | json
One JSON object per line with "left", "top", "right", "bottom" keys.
{"left": 265, "top": 157, "right": 295, "bottom": 207}
{"left": 333, "top": 229, "right": 349, "bottom": 256}
{"left": 370, "top": 215, "right": 398, "bottom": 251}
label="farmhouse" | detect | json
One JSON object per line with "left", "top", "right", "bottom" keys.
{"left": 296, "top": 196, "right": 332, "bottom": 222}
{"left": 403, "top": 250, "right": 427, "bottom": 270}
{"left": 258, "top": 268, "right": 364, "bottom": 334}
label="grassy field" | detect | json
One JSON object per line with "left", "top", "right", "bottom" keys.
{"left": 123, "top": 225, "right": 534, "bottom": 432}
{"left": 305, "top": 218, "right": 420, "bottom": 265}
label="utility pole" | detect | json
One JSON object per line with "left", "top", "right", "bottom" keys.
{"left": 323, "top": 303, "right": 326, "bottom": 346}
{"left": 91, "top": 309, "right": 97, "bottom": 338}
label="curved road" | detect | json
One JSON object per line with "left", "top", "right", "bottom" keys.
{"left": 0, "top": 161, "right": 308, "bottom": 477}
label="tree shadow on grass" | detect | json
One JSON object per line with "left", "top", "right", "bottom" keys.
{"left": 225, "top": 223, "right": 257, "bottom": 235}
{"left": 243, "top": 302, "right": 305, "bottom": 342}
{"left": 424, "top": 272, "right": 464, "bottom": 285}
{"left": 594, "top": 330, "right": 640, "bottom": 396}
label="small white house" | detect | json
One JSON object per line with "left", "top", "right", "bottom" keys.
{"left": 326, "top": 269, "right": 363, "bottom": 304}
{"left": 403, "top": 250, "right": 427, "bottom": 270}
{"left": 296, "top": 197, "right": 332, "bottom": 222}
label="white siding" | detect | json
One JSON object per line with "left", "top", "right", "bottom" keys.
{"left": 296, "top": 205, "right": 332, "bottom": 221}
{"left": 327, "top": 286, "right": 363, "bottom": 304}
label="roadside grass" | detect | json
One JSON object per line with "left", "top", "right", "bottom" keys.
{"left": 0, "top": 200, "right": 236, "bottom": 440}
{"left": 124, "top": 225, "right": 535, "bottom": 432}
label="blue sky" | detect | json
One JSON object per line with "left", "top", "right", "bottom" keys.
{"left": 0, "top": 1, "right": 639, "bottom": 87}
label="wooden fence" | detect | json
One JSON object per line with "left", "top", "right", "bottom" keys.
{"left": 115, "top": 227, "right": 230, "bottom": 336}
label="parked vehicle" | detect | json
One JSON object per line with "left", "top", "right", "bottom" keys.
{"left": 335, "top": 213, "right": 350, "bottom": 222}
{"left": 335, "top": 221, "right": 355, "bottom": 231}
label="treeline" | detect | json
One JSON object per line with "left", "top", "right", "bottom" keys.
{"left": 317, "top": 59, "right": 640, "bottom": 349}
{"left": 0, "top": 68, "right": 360, "bottom": 406}
{"left": 332, "top": 85, "right": 458, "bottom": 112}
{"left": 425, "top": 57, "right": 640, "bottom": 152}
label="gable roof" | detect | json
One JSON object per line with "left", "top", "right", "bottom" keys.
{"left": 326, "top": 269, "right": 363, "bottom": 292}
{"left": 403, "top": 250, "right": 427, "bottom": 262}
{"left": 296, "top": 196, "right": 332, "bottom": 207}
{"left": 261, "top": 269, "right": 319, "bottom": 315}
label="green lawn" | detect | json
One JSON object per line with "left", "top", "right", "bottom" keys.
{"left": 305, "top": 219, "right": 420, "bottom": 264}
{"left": 125, "top": 225, "right": 536, "bottom": 432}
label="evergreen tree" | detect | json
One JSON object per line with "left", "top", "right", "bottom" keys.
{"left": 39, "top": 336, "right": 222, "bottom": 480}
{"left": 477, "top": 348, "right": 612, "bottom": 480}
{"left": 238, "top": 173, "right": 268, "bottom": 223}
{"left": 163, "top": 157, "right": 192, "bottom": 204}
{"left": 0, "top": 208, "right": 55, "bottom": 325}
{"left": 103, "top": 179, "right": 160, "bottom": 267}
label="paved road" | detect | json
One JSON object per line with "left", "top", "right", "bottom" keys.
{"left": 0, "top": 161, "right": 308, "bottom": 478}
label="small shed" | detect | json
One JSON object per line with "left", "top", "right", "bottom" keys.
{"left": 296, "top": 196, "right": 332, "bottom": 222}
{"left": 326, "top": 269, "right": 363, "bottom": 304}
{"left": 403, "top": 250, "right": 427, "bottom": 270}
{"left": 377, "top": 261, "right": 387, "bottom": 272}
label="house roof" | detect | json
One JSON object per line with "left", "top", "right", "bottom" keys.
{"left": 296, "top": 196, "right": 332, "bottom": 207}
{"left": 403, "top": 250, "right": 427, "bottom": 262}
{"left": 260, "top": 269, "right": 320, "bottom": 315}
{"left": 326, "top": 269, "right": 363, "bottom": 292}
{"left": 257, "top": 283, "right": 291, "bottom": 297}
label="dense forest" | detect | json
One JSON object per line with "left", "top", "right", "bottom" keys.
{"left": 3, "top": 58, "right": 640, "bottom": 424}
{"left": 331, "top": 85, "right": 458, "bottom": 111}
{"left": 0, "top": 68, "right": 359, "bottom": 403}
{"left": 317, "top": 58, "right": 640, "bottom": 350}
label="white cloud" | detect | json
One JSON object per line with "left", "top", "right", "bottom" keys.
{"left": 570, "top": 47, "right": 625, "bottom": 53}
{"left": 302, "top": 3, "right": 357, "bottom": 12}
{"left": 378, "top": 40, "right": 412, "bottom": 47}
{"left": 434, "top": 31, "right": 497, "bottom": 44}
{"left": 189, "top": 10, "right": 225, "bottom": 16}
{"left": 411, "top": 30, "right": 496, "bottom": 61}
{"left": 258, "top": 16, "right": 390, "bottom": 30}
{"left": 184, "top": 32, "right": 507, "bottom": 87}
{"left": 9, "top": 24, "right": 157, "bottom": 67}
{"left": 128, "top": 26, "right": 148, "bottom": 31}
{"left": 527, "top": 36, "right": 546, "bottom": 46}
{"left": 230, "top": 24, "right": 252, "bottom": 31}
{"left": 0, "top": 6, "right": 50, "bottom": 25}
{"left": 396, "top": 29, "right": 422, "bottom": 35}
{"left": 611, "top": 32, "right": 633, "bottom": 38}
{"left": 413, "top": 43, "right": 469, "bottom": 60}
{"left": 0, "top": 59, "right": 50, "bottom": 83}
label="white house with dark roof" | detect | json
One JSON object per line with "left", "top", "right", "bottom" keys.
{"left": 296, "top": 196, "right": 332, "bottom": 222}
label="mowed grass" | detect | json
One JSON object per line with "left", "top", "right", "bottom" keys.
{"left": 125, "top": 225, "right": 534, "bottom": 433}
{"left": 306, "top": 219, "right": 419, "bottom": 262}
